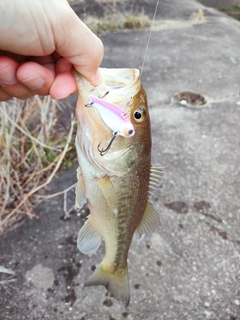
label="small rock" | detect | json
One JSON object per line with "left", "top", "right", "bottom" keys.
{"left": 25, "top": 264, "right": 55, "bottom": 290}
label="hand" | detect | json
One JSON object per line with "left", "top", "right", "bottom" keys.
{"left": 0, "top": 0, "right": 103, "bottom": 101}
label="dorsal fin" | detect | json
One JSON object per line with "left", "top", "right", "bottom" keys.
{"left": 137, "top": 201, "right": 160, "bottom": 235}
{"left": 136, "top": 164, "right": 163, "bottom": 236}
{"left": 148, "top": 164, "right": 163, "bottom": 201}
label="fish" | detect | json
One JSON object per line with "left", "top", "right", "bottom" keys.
{"left": 73, "top": 68, "right": 162, "bottom": 306}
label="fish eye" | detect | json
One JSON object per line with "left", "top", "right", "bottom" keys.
{"left": 134, "top": 111, "right": 142, "bottom": 119}
{"left": 134, "top": 107, "right": 146, "bottom": 122}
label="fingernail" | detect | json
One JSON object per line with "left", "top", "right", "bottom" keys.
{"left": 51, "top": 90, "right": 73, "bottom": 100}
{"left": 22, "top": 74, "right": 44, "bottom": 90}
{"left": 53, "top": 94, "right": 69, "bottom": 100}
{"left": 0, "top": 64, "right": 17, "bottom": 85}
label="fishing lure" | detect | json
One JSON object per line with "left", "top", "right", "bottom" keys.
{"left": 86, "top": 95, "right": 135, "bottom": 156}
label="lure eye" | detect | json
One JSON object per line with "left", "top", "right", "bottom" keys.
{"left": 122, "top": 125, "right": 135, "bottom": 137}
{"left": 134, "top": 107, "right": 146, "bottom": 122}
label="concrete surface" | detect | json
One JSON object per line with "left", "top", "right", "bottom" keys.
{"left": 1, "top": 1, "right": 240, "bottom": 319}
{"left": 198, "top": 0, "right": 240, "bottom": 8}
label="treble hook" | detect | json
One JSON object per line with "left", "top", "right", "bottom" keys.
{"left": 100, "top": 91, "right": 109, "bottom": 99}
{"left": 97, "top": 132, "right": 119, "bottom": 156}
{"left": 91, "top": 88, "right": 109, "bottom": 99}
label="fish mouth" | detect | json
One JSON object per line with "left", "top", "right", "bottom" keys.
{"left": 99, "top": 68, "right": 141, "bottom": 113}
{"left": 83, "top": 69, "right": 141, "bottom": 154}
{"left": 75, "top": 68, "right": 142, "bottom": 173}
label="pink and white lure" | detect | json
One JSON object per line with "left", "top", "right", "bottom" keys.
{"left": 86, "top": 95, "right": 135, "bottom": 138}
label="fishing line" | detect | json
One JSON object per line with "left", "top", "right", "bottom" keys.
{"left": 140, "top": 0, "right": 160, "bottom": 75}
{"left": 95, "top": 1, "right": 160, "bottom": 156}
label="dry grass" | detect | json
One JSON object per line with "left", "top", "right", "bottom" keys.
{"left": 0, "top": 96, "right": 77, "bottom": 234}
{"left": 68, "top": 0, "right": 153, "bottom": 33}
{"left": 83, "top": 13, "right": 153, "bottom": 34}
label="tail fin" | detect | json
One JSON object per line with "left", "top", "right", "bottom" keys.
{"left": 84, "top": 262, "right": 130, "bottom": 306}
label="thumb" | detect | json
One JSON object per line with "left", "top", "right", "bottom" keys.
{"left": 52, "top": 2, "right": 104, "bottom": 86}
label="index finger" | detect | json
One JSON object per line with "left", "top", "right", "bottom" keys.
{"left": 51, "top": 4, "right": 104, "bottom": 86}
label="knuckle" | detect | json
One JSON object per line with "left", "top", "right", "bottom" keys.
{"left": 93, "top": 37, "right": 104, "bottom": 64}
{"left": 84, "top": 37, "right": 104, "bottom": 67}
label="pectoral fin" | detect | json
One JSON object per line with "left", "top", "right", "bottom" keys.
{"left": 97, "top": 176, "right": 118, "bottom": 216}
{"left": 77, "top": 217, "right": 102, "bottom": 255}
{"left": 75, "top": 167, "right": 87, "bottom": 208}
{"left": 137, "top": 201, "right": 160, "bottom": 235}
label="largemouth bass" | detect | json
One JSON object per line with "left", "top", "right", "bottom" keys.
{"left": 74, "top": 68, "right": 162, "bottom": 306}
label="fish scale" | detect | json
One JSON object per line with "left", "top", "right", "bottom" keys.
{"left": 112, "top": 176, "right": 139, "bottom": 270}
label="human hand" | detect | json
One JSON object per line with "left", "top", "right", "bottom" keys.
{"left": 0, "top": 0, "right": 103, "bottom": 101}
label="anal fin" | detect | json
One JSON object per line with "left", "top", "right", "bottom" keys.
{"left": 77, "top": 217, "right": 102, "bottom": 255}
{"left": 97, "top": 176, "right": 118, "bottom": 216}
